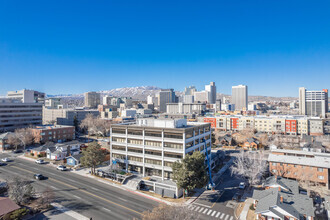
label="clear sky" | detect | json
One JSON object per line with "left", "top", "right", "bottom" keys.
{"left": 0, "top": 0, "right": 329, "bottom": 97}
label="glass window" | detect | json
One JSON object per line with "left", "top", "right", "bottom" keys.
{"left": 164, "top": 152, "right": 183, "bottom": 159}
{"left": 186, "top": 131, "right": 193, "bottom": 139}
{"left": 145, "top": 131, "right": 162, "bottom": 137}
{"left": 127, "top": 130, "right": 142, "bottom": 136}
{"left": 128, "top": 139, "right": 142, "bottom": 145}
{"left": 318, "top": 175, "right": 324, "bottom": 180}
{"left": 164, "top": 132, "right": 183, "bottom": 139}
{"left": 318, "top": 168, "right": 323, "bottom": 172}
{"left": 112, "top": 145, "right": 126, "bottom": 151}
{"left": 145, "top": 159, "right": 162, "bottom": 165}
{"left": 128, "top": 156, "right": 143, "bottom": 162}
{"left": 145, "top": 140, "right": 162, "bottom": 147}
{"left": 145, "top": 150, "right": 162, "bottom": 156}
{"left": 185, "top": 141, "right": 194, "bottom": 149}
{"left": 112, "top": 153, "right": 126, "bottom": 160}
{"left": 112, "top": 129, "right": 126, "bottom": 134}
{"left": 112, "top": 137, "right": 126, "bottom": 143}
{"left": 164, "top": 142, "right": 183, "bottom": 150}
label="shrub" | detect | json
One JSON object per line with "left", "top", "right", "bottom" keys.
{"left": 249, "top": 204, "right": 255, "bottom": 210}
{"left": 9, "top": 208, "right": 30, "bottom": 220}
{"left": 30, "top": 153, "right": 34, "bottom": 157}
{"left": 119, "top": 171, "right": 126, "bottom": 175}
{"left": 37, "top": 154, "right": 42, "bottom": 158}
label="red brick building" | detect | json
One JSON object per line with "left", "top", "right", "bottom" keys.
{"left": 31, "top": 125, "right": 75, "bottom": 143}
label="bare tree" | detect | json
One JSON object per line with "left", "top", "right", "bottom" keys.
{"left": 257, "top": 133, "right": 269, "bottom": 148}
{"left": 38, "top": 187, "right": 55, "bottom": 209}
{"left": 233, "top": 128, "right": 255, "bottom": 145}
{"left": 141, "top": 204, "right": 200, "bottom": 220}
{"left": 231, "top": 151, "right": 267, "bottom": 186}
{"left": 8, "top": 176, "right": 35, "bottom": 205}
{"left": 80, "top": 114, "right": 110, "bottom": 138}
{"left": 7, "top": 128, "right": 34, "bottom": 150}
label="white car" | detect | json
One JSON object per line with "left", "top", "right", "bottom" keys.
{"left": 35, "top": 159, "right": 45, "bottom": 164}
{"left": 57, "top": 165, "right": 68, "bottom": 171}
{"left": 239, "top": 182, "right": 246, "bottom": 189}
{"left": 1, "top": 158, "right": 11, "bottom": 162}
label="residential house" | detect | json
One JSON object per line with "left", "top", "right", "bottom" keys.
{"left": 66, "top": 154, "right": 83, "bottom": 166}
{"left": 219, "top": 135, "right": 235, "bottom": 147}
{"left": 31, "top": 125, "right": 75, "bottom": 144}
{"left": 0, "top": 197, "right": 20, "bottom": 218}
{"left": 30, "top": 142, "right": 55, "bottom": 157}
{"left": 243, "top": 137, "right": 261, "bottom": 150}
{"left": 46, "top": 141, "right": 82, "bottom": 160}
{"left": 0, "top": 132, "right": 12, "bottom": 151}
{"left": 253, "top": 176, "right": 314, "bottom": 220}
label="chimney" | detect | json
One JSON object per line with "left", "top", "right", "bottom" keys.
{"left": 280, "top": 195, "right": 283, "bottom": 203}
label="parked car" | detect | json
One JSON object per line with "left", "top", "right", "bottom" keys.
{"left": 0, "top": 162, "right": 6, "bottom": 166}
{"left": 1, "top": 158, "right": 11, "bottom": 162}
{"left": 57, "top": 165, "right": 68, "bottom": 171}
{"left": 35, "top": 159, "right": 45, "bottom": 164}
{"left": 239, "top": 182, "right": 246, "bottom": 189}
{"left": 34, "top": 174, "right": 45, "bottom": 180}
{"left": 12, "top": 149, "right": 23, "bottom": 154}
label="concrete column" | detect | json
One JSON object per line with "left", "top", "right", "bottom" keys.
{"left": 142, "top": 129, "right": 145, "bottom": 177}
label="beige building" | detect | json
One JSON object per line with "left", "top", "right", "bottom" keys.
{"left": 84, "top": 92, "right": 100, "bottom": 108}
{"left": 110, "top": 118, "right": 212, "bottom": 180}
{"left": 0, "top": 98, "right": 42, "bottom": 132}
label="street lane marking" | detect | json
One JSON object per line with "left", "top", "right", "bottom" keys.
{"left": 91, "top": 187, "right": 99, "bottom": 191}
{"left": 194, "top": 206, "right": 200, "bottom": 212}
{"left": 10, "top": 165, "right": 143, "bottom": 215}
{"left": 199, "top": 208, "right": 204, "bottom": 213}
{"left": 203, "top": 208, "right": 208, "bottom": 214}
{"left": 207, "top": 209, "right": 212, "bottom": 215}
{"left": 224, "top": 214, "right": 229, "bottom": 220}
{"left": 73, "top": 195, "right": 82, "bottom": 200}
{"left": 118, "top": 197, "right": 128, "bottom": 202}
{"left": 193, "top": 202, "right": 212, "bottom": 208}
{"left": 50, "top": 186, "right": 58, "bottom": 190}
{"left": 102, "top": 207, "right": 112, "bottom": 212}
{"left": 229, "top": 216, "right": 233, "bottom": 220}
{"left": 211, "top": 210, "right": 217, "bottom": 216}
{"left": 220, "top": 213, "right": 225, "bottom": 219}
{"left": 216, "top": 212, "right": 221, "bottom": 218}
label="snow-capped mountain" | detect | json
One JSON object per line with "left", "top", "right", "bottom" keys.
{"left": 49, "top": 86, "right": 162, "bottom": 101}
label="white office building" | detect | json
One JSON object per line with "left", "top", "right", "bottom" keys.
{"left": 205, "top": 82, "right": 216, "bottom": 104}
{"left": 299, "top": 87, "right": 328, "bottom": 118}
{"left": 7, "top": 89, "right": 45, "bottom": 104}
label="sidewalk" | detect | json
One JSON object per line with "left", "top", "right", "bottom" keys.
{"left": 239, "top": 198, "right": 254, "bottom": 220}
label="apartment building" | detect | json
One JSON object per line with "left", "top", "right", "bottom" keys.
{"left": 31, "top": 125, "right": 75, "bottom": 143}
{"left": 203, "top": 115, "right": 324, "bottom": 135}
{"left": 268, "top": 149, "right": 330, "bottom": 187}
{"left": 110, "top": 118, "right": 212, "bottom": 180}
{"left": 7, "top": 89, "right": 45, "bottom": 104}
{"left": 84, "top": 92, "right": 100, "bottom": 108}
{"left": 45, "top": 98, "right": 61, "bottom": 109}
{"left": 0, "top": 99, "right": 42, "bottom": 132}
{"left": 42, "top": 107, "right": 99, "bottom": 125}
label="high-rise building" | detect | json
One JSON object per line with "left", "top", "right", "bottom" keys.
{"left": 157, "top": 89, "right": 177, "bottom": 112}
{"left": 7, "top": 89, "right": 45, "bottom": 104}
{"left": 147, "top": 95, "right": 158, "bottom": 105}
{"left": 232, "top": 85, "right": 248, "bottom": 111}
{"left": 183, "top": 95, "right": 194, "bottom": 104}
{"left": 194, "top": 91, "right": 210, "bottom": 103}
{"left": 205, "top": 82, "right": 216, "bottom": 104}
{"left": 299, "top": 87, "right": 328, "bottom": 118}
{"left": 84, "top": 92, "right": 100, "bottom": 108}
{"left": 184, "top": 86, "right": 197, "bottom": 96}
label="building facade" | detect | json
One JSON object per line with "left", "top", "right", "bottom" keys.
{"left": 232, "top": 85, "right": 248, "bottom": 111}
{"left": 299, "top": 87, "right": 328, "bottom": 118}
{"left": 166, "top": 103, "right": 206, "bottom": 115}
{"left": 110, "top": 119, "right": 212, "bottom": 180}
{"left": 31, "top": 125, "right": 75, "bottom": 143}
{"left": 42, "top": 107, "right": 99, "bottom": 125}
{"left": 205, "top": 82, "right": 216, "bottom": 104}
{"left": 268, "top": 149, "right": 330, "bottom": 187}
{"left": 7, "top": 89, "right": 45, "bottom": 104}
{"left": 0, "top": 99, "right": 42, "bottom": 132}
{"left": 203, "top": 115, "right": 324, "bottom": 135}
{"left": 157, "top": 89, "right": 177, "bottom": 112}
{"left": 84, "top": 91, "right": 101, "bottom": 108}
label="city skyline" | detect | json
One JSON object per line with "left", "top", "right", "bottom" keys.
{"left": 1, "top": 1, "right": 330, "bottom": 96}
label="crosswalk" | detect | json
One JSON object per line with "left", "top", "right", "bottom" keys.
{"left": 187, "top": 204, "right": 235, "bottom": 219}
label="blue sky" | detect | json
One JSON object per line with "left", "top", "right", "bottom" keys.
{"left": 0, "top": 0, "right": 329, "bottom": 97}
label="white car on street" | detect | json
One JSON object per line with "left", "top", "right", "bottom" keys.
{"left": 35, "top": 159, "right": 45, "bottom": 164}
{"left": 57, "top": 165, "right": 68, "bottom": 171}
{"left": 239, "top": 182, "right": 246, "bottom": 189}
{"left": 1, "top": 158, "right": 11, "bottom": 162}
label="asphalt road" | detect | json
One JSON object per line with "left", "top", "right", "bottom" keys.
{"left": 0, "top": 152, "right": 159, "bottom": 220}
{"left": 188, "top": 169, "right": 244, "bottom": 220}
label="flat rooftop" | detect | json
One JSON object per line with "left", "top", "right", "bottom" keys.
{"left": 34, "top": 125, "right": 74, "bottom": 130}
